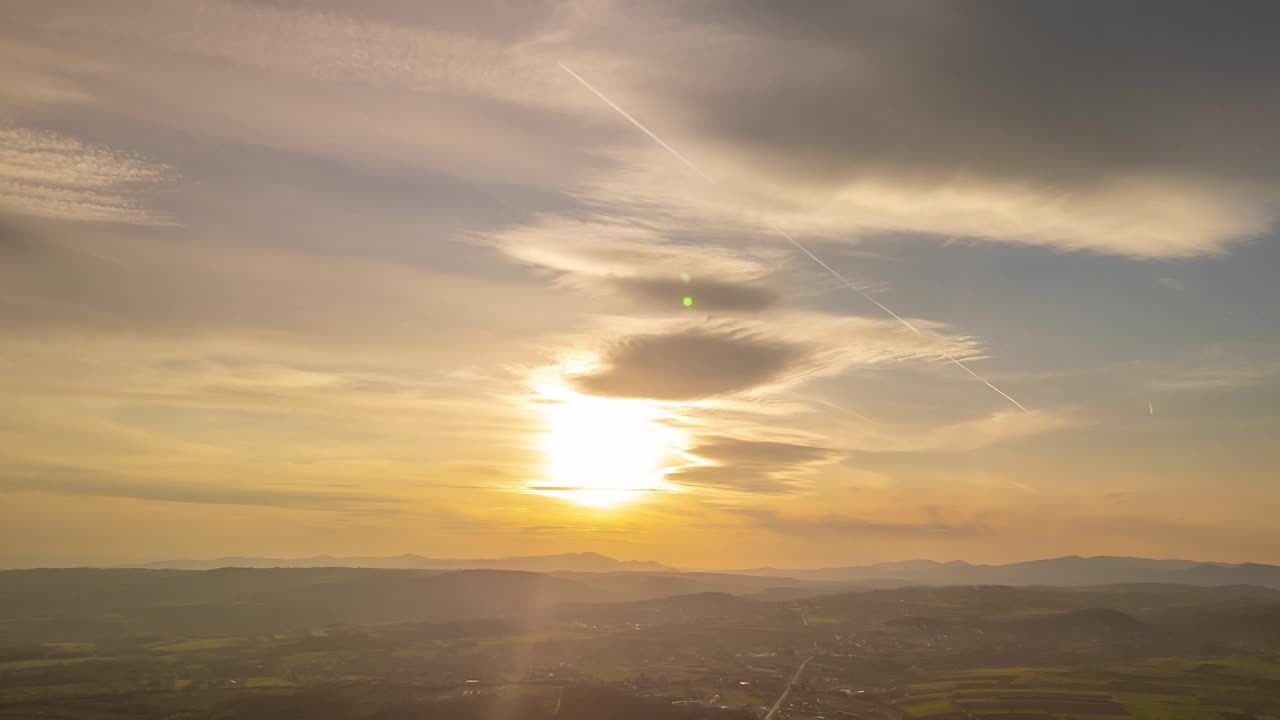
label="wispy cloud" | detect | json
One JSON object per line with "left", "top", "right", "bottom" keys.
{"left": 493, "top": 215, "right": 784, "bottom": 313}
{"left": 0, "top": 127, "right": 169, "bottom": 224}
{"left": 1, "top": 465, "right": 394, "bottom": 511}
{"left": 670, "top": 437, "right": 841, "bottom": 495}
{"left": 844, "top": 409, "right": 1079, "bottom": 454}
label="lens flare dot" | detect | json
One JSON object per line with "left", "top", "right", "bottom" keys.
{"left": 682, "top": 296, "right": 693, "bottom": 307}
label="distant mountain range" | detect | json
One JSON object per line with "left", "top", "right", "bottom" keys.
{"left": 99, "top": 553, "right": 1280, "bottom": 590}
{"left": 730, "top": 555, "right": 1280, "bottom": 589}
{"left": 119, "top": 551, "right": 672, "bottom": 573}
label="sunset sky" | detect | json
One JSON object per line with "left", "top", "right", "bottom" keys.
{"left": 2, "top": 1, "right": 1278, "bottom": 568}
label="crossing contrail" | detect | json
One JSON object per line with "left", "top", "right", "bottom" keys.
{"left": 559, "top": 62, "right": 1029, "bottom": 413}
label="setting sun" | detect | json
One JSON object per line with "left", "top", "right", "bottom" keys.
{"left": 532, "top": 384, "right": 686, "bottom": 508}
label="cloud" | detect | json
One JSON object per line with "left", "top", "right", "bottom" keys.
{"left": 566, "top": 315, "right": 977, "bottom": 401}
{"left": 848, "top": 409, "right": 1078, "bottom": 454}
{"left": 0, "top": 465, "right": 393, "bottom": 510}
{"left": 0, "top": 222, "right": 567, "bottom": 355}
{"left": 671, "top": 436, "right": 841, "bottom": 494}
{"left": 608, "top": 276, "right": 778, "bottom": 312}
{"left": 573, "top": 327, "right": 803, "bottom": 400}
{"left": 552, "top": 1, "right": 1280, "bottom": 258}
{"left": 663, "top": 410, "right": 1072, "bottom": 498}
{"left": 493, "top": 216, "right": 785, "bottom": 312}
{"left": 9, "top": 2, "right": 1279, "bottom": 258}
{"left": 0, "top": 1, "right": 595, "bottom": 194}
{"left": 693, "top": 437, "right": 834, "bottom": 467}
{"left": 0, "top": 127, "right": 169, "bottom": 224}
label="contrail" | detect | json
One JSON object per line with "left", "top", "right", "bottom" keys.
{"left": 559, "top": 62, "right": 1029, "bottom": 413}
{"left": 558, "top": 63, "right": 712, "bottom": 184}
{"left": 812, "top": 398, "right": 875, "bottom": 425}
{"left": 1148, "top": 400, "right": 1154, "bottom": 416}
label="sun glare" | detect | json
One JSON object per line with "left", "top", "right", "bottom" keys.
{"left": 532, "top": 384, "right": 685, "bottom": 508}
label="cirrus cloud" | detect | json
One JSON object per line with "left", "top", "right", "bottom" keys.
{"left": 0, "top": 127, "right": 170, "bottom": 225}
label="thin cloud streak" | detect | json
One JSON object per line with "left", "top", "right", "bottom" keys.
{"left": 558, "top": 62, "right": 1029, "bottom": 413}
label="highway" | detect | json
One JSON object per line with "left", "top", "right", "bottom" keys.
{"left": 764, "top": 655, "right": 813, "bottom": 720}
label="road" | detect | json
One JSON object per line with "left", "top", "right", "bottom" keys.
{"left": 764, "top": 655, "right": 813, "bottom": 720}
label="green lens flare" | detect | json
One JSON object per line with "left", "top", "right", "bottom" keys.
{"left": 680, "top": 272, "right": 691, "bottom": 284}
{"left": 682, "top": 296, "right": 693, "bottom": 307}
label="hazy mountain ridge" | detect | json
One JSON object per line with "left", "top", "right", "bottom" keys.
{"left": 27, "top": 553, "right": 1280, "bottom": 590}
{"left": 731, "top": 555, "right": 1280, "bottom": 588}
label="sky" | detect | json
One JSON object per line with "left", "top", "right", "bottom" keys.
{"left": 2, "top": 0, "right": 1278, "bottom": 569}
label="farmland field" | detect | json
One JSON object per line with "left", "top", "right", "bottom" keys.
{"left": 893, "top": 658, "right": 1280, "bottom": 720}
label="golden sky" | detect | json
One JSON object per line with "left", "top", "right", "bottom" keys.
{"left": 2, "top": 1, "right": 1279, "bottom": 567}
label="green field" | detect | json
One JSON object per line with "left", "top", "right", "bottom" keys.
{"left": 0, "top": 656, "right": 104, "bottom": 671}
{"left": 806, "top": 615, "right": 842, "bottom": 625}
{"left": 151, "top": 637, "right": 242, "bottom": 653}
{"left": 42, "top": 642, "right": 96, "bottom": 655}
{"left": 901, "top": 697, "right": 959, "bottom": 717}
{"left": 894, "top": 658, "right": 1280, "bottom": 720}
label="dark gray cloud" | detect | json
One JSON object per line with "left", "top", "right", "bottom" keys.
{"left": 608, "top": 275, "right": 778, "bottom": 312}
{"left": 553, "top": 1, "right": 1280, "bottom": 256}
{"left": 573, "top": 328, "right": 806, "bottom": 400}
{"left": 662, "top": 1, "right": 1280, "bottom": 189}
